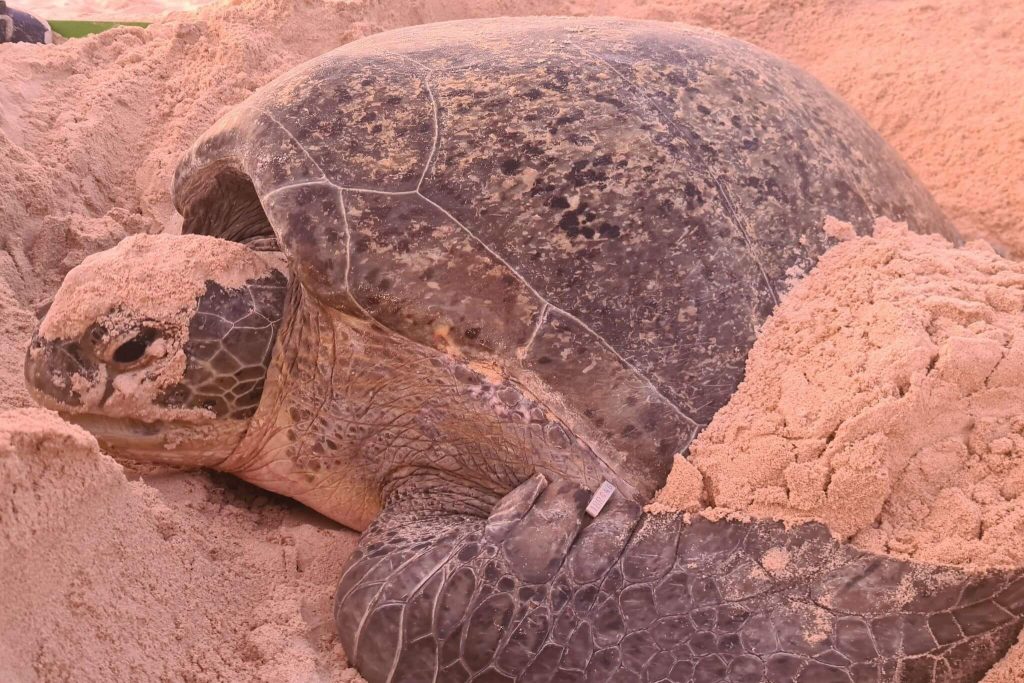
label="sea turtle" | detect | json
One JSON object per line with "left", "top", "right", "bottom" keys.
{"left": 25, "top": 17, "right": 1024, "bottom": 683}
{"left": 0, "top": 2, "right": 52, "bottom": 44}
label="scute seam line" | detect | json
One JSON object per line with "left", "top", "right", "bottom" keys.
{"left": 248, "top": 105, "right": 330, "bottom": 184}
{"left": 519, "top": 303, "right": 549, "bottom": 357}
{"left": 386, "top": 52, "right": 442, "bottom": 190}
{"left": 250, "top": 68, "right": 697, "bottom": 429}
{"left": 417, "top": 192, "right": 698, "bottom": 429}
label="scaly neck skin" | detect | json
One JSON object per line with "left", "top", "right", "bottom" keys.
{"left": 229, "top": 283, "right": 637, "bottom": 531}
{"left": 224, "top": 284, "right": 383, "bottom": 530}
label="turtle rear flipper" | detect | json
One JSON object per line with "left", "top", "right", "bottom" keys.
{"left": 336, "top": 476, "right": 1024, "bottom": 683}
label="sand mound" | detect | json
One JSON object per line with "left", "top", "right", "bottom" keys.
{"left": 0, "top": 276, "right": 36, "bottom": 412}
{"left": 654, "top": 220, "right": 1024, "bottom": 571}
{"left": 0, "top": 407, "right": 361, "bottom": 682}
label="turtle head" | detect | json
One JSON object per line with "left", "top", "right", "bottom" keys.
{"left": 25, "top": 233, "right": 288, "bottom": 465}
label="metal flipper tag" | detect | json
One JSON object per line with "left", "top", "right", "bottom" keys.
{"left": 586, "top": 480, "right": 617, "bottom": 517}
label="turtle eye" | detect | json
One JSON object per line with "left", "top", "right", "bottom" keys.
{"left": 111, "top": 328, "right": 159, "bottom": 366}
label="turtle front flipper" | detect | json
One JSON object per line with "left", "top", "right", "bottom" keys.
{"left": 335, "top": 476, "right": 1024, "bottom": 683}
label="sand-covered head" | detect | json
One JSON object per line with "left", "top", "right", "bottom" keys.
{"left": 37, "top": 233, "right": 280, "bottom": 344}
{"left": 26, "top": 233, "right": 289, "bottom": 459}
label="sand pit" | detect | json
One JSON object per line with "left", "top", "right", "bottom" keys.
{"left": 2, "top": 0, "right": 1024, "bottom": 680}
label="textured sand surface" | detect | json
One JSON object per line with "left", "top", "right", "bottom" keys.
{"left": 26, "top": 0, "right": 218, "bottom": 21}
{"left": 654, "top": 220, "right": 1024, "bottom": 568}
{"left": 2, "top": 0, "right": 1023, "bottom": 680}
{"left": 0, "top": 409, "right": 362, "bottom": 682}
{"left": 650, "top": 221, "right": 1024, "bottom": 679}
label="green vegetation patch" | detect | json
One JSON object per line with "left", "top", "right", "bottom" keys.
{"left": 48, "top": 19, "right": 149, "bottom": 39}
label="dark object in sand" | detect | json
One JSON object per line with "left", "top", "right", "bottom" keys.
{"left": 0, "top": 2, "right": 51, "bottom": 44}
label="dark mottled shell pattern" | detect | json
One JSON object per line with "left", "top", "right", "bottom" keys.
{"left": 173, "top": 18, "right": 957, "bottom": 495}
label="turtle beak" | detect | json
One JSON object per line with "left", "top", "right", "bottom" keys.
{"left": 24, "top": 333, "right": 95, "bottom": 411}
{"left": 23, "top": 334, "right": 158, "bottom": 448}
{"left": 24, "top": 332, "right": 238, "bottom": 461}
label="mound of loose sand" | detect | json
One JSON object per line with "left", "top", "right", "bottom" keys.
{"left": 654, "top": 220, "right": 1024, "bottom": 570}
{"left": 0, "top": 408, "right": 361, "bottom": 682}
{"left": 2, "top": 0, "right": 1024, "bottom": 680}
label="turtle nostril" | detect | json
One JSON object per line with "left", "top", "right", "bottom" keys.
{"left": 88, "top": 325, "right": 106, "bottom": 346}
{"left": 112, "top": 329, "right": 157, "bottom": 364}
